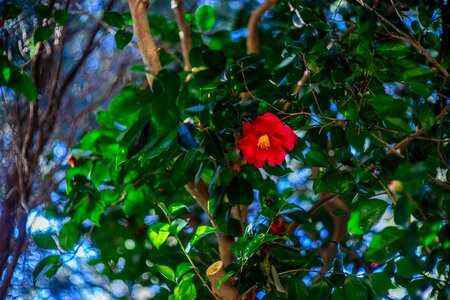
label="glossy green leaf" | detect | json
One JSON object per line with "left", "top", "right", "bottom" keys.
{"left": 115, "top": 30, "right": 133, "bottom": 49}
{"left": 170, "top": 218, "right": 188, "bottom": 235}
{"left": 344, "top": 277, "right": 368, "bottom": 300}
{"left": 306, "top": 151, "right": 328, "bottom": 167}
{"left": 34, "top": 26, "right": 53, "bottom": 43}
{"left": 32, "top": 232, "right": 58, "bottom": 250}
{"left": 308, "top": 278, "right": 331, "bottom": 300}
{"left": 190, "top": 225, "right": 217, "bottom": 246}
{"left": 331, "top": 288, "right": 348, "bottom": 300}
{"left": 227, "top": 176, "right": 254, "bottom": 206}
{"left": 34, "top": 4, "right": 52, "bottom": 18}
{"left": 33, "top": 255, "right": 61, "bottom": 286}
{"left": 348, "top": 199, "right": 388, "bottom": 234}
{"left": 103, "top": 11, "right": 124, "bottom": 28}
{"left": 12, "top": 72, "right": 38, "bottom": 102}
{"left": 58, "top": 221, "right": 79, "bottom": 251}
{"left": 3, "top": 4, "right": 22, "bottom": 20}
{"left": 195, "top": 5, "right": 216, "bottom": 31}
{"left": 168, "top": 203, "right": 189, "bottom": 218}
{"left": 175, "top": 263, "right": 193, "bottom": 281}
{"left": 156, "top": 264, "right": 176, "bottom": 282}
{"left": 364, "top": 227, "right": 404, "bottom": 262}
{"left": 148, "top": 223, "right": 171, "bottom": 249}
{"left": 54, "top": 9, "right": 69, "bottom": 25}
{"left": 286, "top": 276, "right": 309, "bottom": 299}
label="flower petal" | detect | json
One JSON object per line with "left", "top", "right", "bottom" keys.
{"left": 267, "top": 145, "right": 286, "bottom": 166}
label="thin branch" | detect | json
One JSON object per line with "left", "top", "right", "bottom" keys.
{"left": 387, "top": 104, "right": 449, "bottom": 155}
{"left": 172, "top": 0, "right": 192, "bottom": 71}
{"left": 0, "top": 214, "right": 26, "bottom": 298}
{"left": 246, "top": 0, "right": 277, "bottom": 54}
{"left": 127, "top": 0, "right": 162, "bottom": 85}
{"left": 357, "top": 0, "right": 449, "bottom": 78}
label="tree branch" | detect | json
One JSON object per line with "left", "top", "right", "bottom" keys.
{"left": 387, "top": 104, "right": 449, "bottom": 155}
{"left": 172, "top": 0, "right": 192, "bottom": 71}
{"left": 185, "top": 180, "right": 235, "bottom": 267}
{"left": 357, "top": 0, "right": 449, "bottom": 78}
{"left": 246, "top": 0, "right": 277, "bottom": 54}
{"left": 319, "top": 195, "right": 349, "bottom": 275}
{"left": 128, "top": 0, "right": 162, "bottom": 85}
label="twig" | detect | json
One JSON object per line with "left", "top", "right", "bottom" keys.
{"left": 357, "top": 0, "right": 449, "bottom": 78}
{"left": 386, "top": 104, "right": 449, "bottom": 155}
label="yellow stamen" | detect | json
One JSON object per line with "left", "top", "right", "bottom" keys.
{"left": 257, "top": 134, "right": 270, "bottom": 149}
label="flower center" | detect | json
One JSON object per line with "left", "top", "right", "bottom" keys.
{"left": 257, "top": 134, "right": 271, "bottom": 149}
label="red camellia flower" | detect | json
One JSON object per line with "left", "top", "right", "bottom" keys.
{"left": 238, "top": 112, "right": 298, "bottom": 168}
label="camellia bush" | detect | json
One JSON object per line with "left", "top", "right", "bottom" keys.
{"left": 21, "top": 0, "right": 449, "bottom": 299}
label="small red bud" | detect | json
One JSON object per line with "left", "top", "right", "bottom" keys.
{"left": 67, "top": 155, "right": 76, "bottom": 167}
{"left": 271, "top": 217, "right": 285, "bottom": 236}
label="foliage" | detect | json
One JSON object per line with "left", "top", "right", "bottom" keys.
{"left": 5, "top": 0, "right": 449, "bottom": 299}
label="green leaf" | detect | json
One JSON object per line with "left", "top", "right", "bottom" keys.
{"left": 348, "top": 199, "right": 388, "bottom": 234}
{"left": 308, "top": 278, "right": 331, "bottom": 300}
{"left": 2, "top": 67, "right": 11, "bottom": 82}
{"left": 384, "top": 117, "right": 414, "bottom": 134}
{"left": 344, "top": 277, "right": 368, "bottom": 300}
{"left": 34, "top": 26, "right": 53, "bottom": 43}
{"left": 103, "top": 11, "right": 124, "bottom": 28}
{"left": 190, "top": 225, "right": 217, "bottom": 246}
{"left": 171, "top": 151, "right": 198, "bottom": 187}
{"left": 151, "top": 94, "right": 180, "bottom": 142}
{"left": 418, "top": 107, "right": 437, "bottom": 131}
{"left": 59, "top": 221, "right": 79, "bottom": 251}
{"left": 403, "top": 67, "right": 434, "bottom": 82}
{"left": 32, "top": 232, "right": 58, "bottom": 250}
{"left": 3, "top": 4, "right": 22, "bottom": 20}
{"left": 168, "top": 203, "right": 189, "bottom": 218}
{"left": 376, "top": 42, "right": 410, "bottom": 59}
{"left": 175, "top": 263, "right": 193, "bottom": 281}
{"left": 216, "top": 271, "right": 235, "bottom": 289}
{"left": 286, "top": 276, "right": 309, "bottom": 299}
{"left": 109, "top": 86, "right": 152, "bottom": 118}
{"left": 115, "top": 29, "right": 133, "bottom": 49}
{"left": 306, "top": 151, "right": 328, "bottom": 167}
{"left": 175, "top": 276, "right": 197, "bottom": 300}
{"left": 156, "top": 264, "right": 176, "bottom": 282}
{"left": 226, "top": 176, "right": 254, "bottom": 206}
{"left": 271, "top": 246, "right": 308, "bottom": 266}
{"left": 33, "top": 255, "right": 61, "bottom": 286}
{"left": 12, "top": 72, "right": 38, "bottom": 102}
{"left": 232, "top": 234, "right": 280, "bottom": 260}
{"left": 367, "top": 273, "right": 393, "bottom": 297}
{"left": 143, "top": 128, "right": 178, "bottom": 161}
{"left": 170, "top": 218, "right": 188, "bottom": 235}
{"left": 367, "top": 95, "right": 407, "bottom": 117}
{"left": 148, "top": 223, "right": 171, "bottom": 249}
{"left": 195, "top": 5, "right": 216, "bottom": 31}
{"left": 202, "top": 50, "right": 226, "bottom": 72}
{"left": 34, "top": 4, "right": 52, "bottom": 18}
{"left": 364, "top": 227, "right": 404, "bottom": 262}
{"left": 54, "top": 9, "right": 70, "bottom": 25}
{"left": 345, "top": 129, "right": 366, "bottom": 153}
{"left": 331, "top": 288, "right": 348, "bottom": 300}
